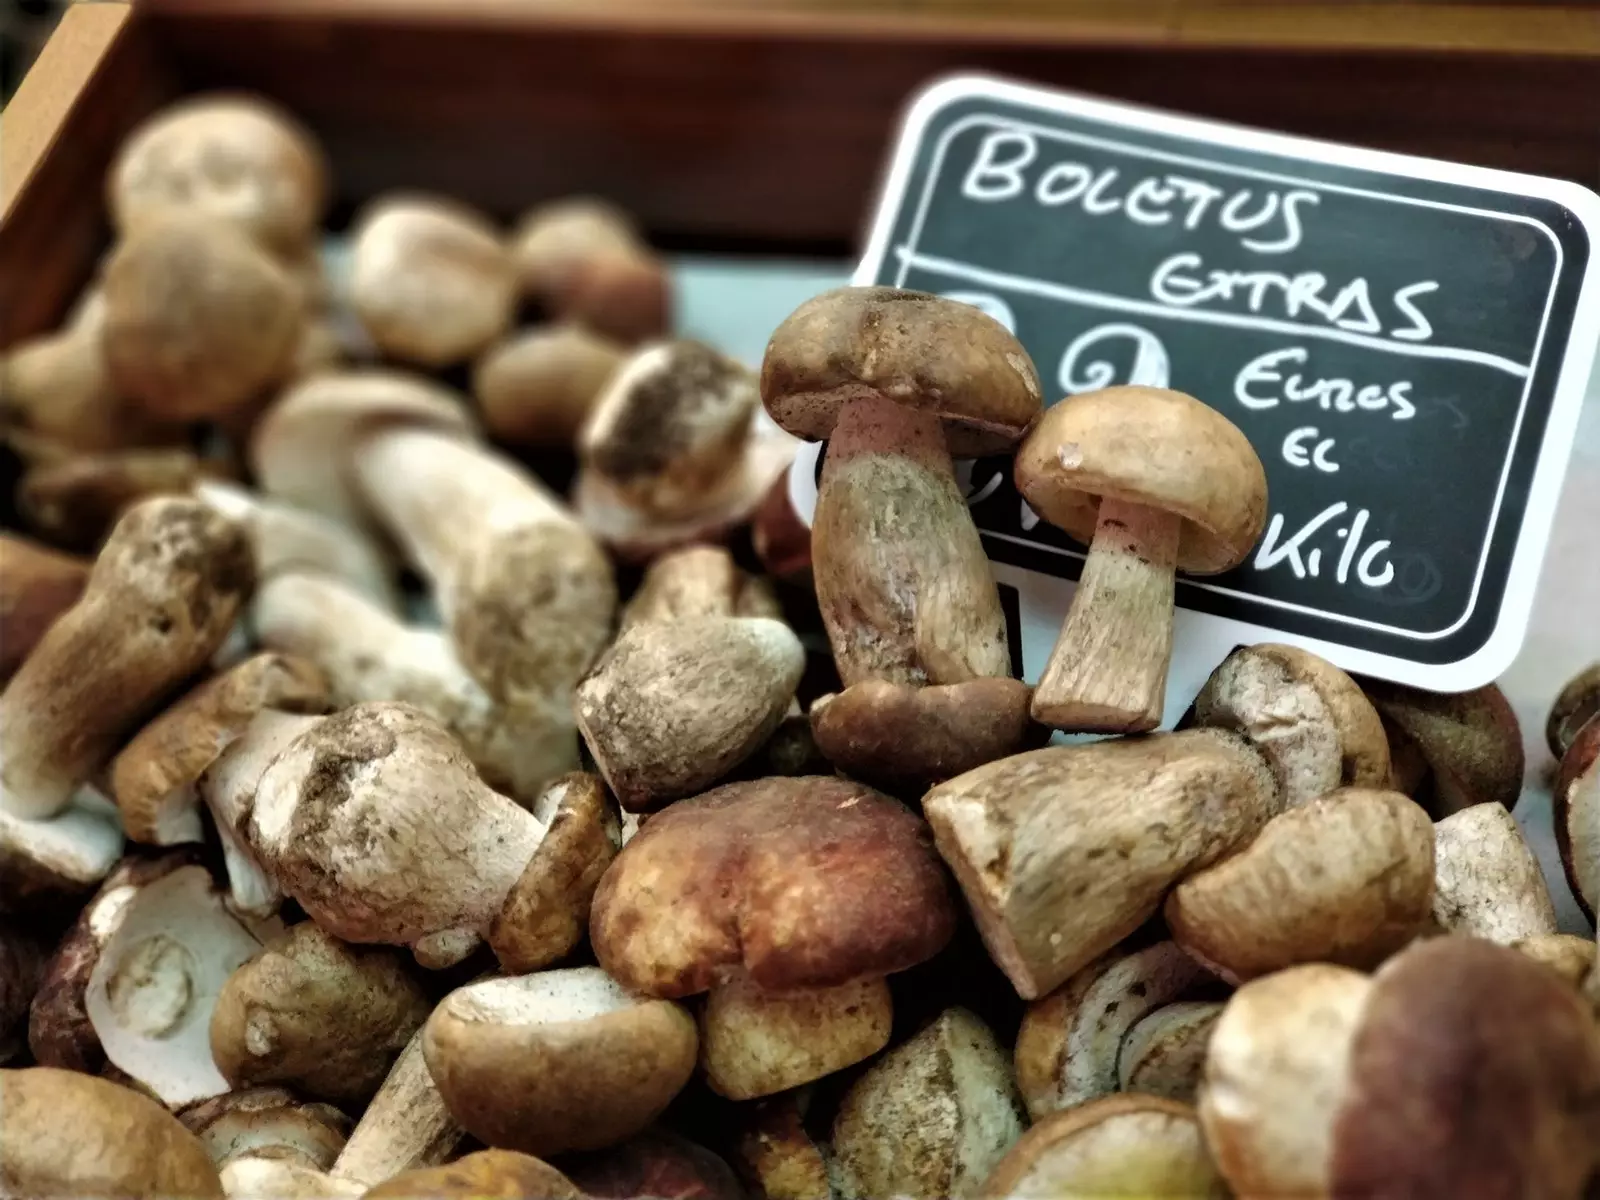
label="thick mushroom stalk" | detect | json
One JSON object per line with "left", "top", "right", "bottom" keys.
{"left": 1016, "top": 387, "right": 1267, "bottom": 733}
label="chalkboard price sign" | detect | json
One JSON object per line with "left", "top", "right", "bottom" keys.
{"left": 788, "top": 74, "right": 1600, "bottom": 697}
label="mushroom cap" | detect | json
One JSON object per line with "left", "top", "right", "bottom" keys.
{"left": 250, "top": 369, "right": 477, "bottom": 532}
{"left": 513, "top": 196, "right": 643, "bottom": 300}
{"left": 1361, "top": 678, "right": 1525, "bottom": 815}
{"left": 561, "top": 1129, "right": 743, "bottom": 1200}
{"left": 18, "top": 447, "right": 217, "bottom": 554}
{"left": 618, "top": 545, "right": 781, "bottom": 631}
{"left": 1547, "top": 665, "right": 1600, "bottom": 760}
{"left": 1431, "top": 802, "right": 1557, "bottom": 943}
{"left": 1014, "top": 386, "right": 1268, "bottom": 574}
{"left": 0, "top": 798, "right": 125, "bottom": 912}
{"left": 590, "top": 775, "right": 956, "bottom": 997}
{"left": 809, "top": 678, "right": 1036, "bottom": 792}
{"left": 362, "top": 1150, "right": 581, "bottom": 1200}
{"left": 221, "top": 1157, "right": 366, "bottom": 1200}
{"left": 179, "top": 1086, "right": 351, "bottom": 1171}
{"left": 110, "top": 653, "right": 328, "bottom": 845}
{"left": 110, "top": 94, "right": 327, "bottom": 255}
{"left": 0, "top": 535, "right": 88, "bottom": 681}
{"left": 102, "top": 216, "right": 303, "bottom": 422}
{"left": 0, "top": 1067, "right": 224, "bottom": 1198}
{"left": 421, "top": 967, "right": 697, "bottom": 1156}
{"left": 1553, "top": 717, "right": 1599, "bottom": 920}
{"left": 209, "top": 922, "right": 431, "bottom": 1106}
{"left": 1164, "top": 787, "right": 1435, "bottom": 983}
{"left": 1193, "top": 643, "right": 1391, "bottom": 808}
{"left": 760, "top": 286, "right": 1042, "bottom": 457}
{"left": 472, "top": 323, "right": 624, "bottom": 449}
{"left": 980, "top": 1094, "right": 1227, "bottom": 1200}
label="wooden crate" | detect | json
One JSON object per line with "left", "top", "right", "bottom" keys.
{"left": 3, "top": 0, "right": 1598, "bottom": 347}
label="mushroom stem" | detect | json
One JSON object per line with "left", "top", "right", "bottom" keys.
{"left": 331, "top": 1028, "right": 464, "bottom": 1188}
{"left": 813, "top": 392, "right": 1009, "bottom": 686}
{"left": 1032, "top": 497, "right": 1181, "bottom": 733}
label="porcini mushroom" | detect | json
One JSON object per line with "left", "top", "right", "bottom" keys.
{"left": 422, "top": 966, "right": 698, "bottom": 1156}
{"left": 110, "top": 94, "right": 326, "bottom": 256}
{"left": 472, "top": 323, "right": 624, "bottom": 449}
{"left": 924, "top": 729, "right": 1279, "bottom": 1000}
{"left": 19, "top": 447, "right": 222, "bottom": 554}
{"left": 1015, "top": 387, "right": 1268, "bottom": 732}
{"left": 362, "top": 1149, "right": 582, "bottom": 1200}
{"left": 180, "top": 1087, "right": 351, "bottom": 1171}
{"left": 328, "top": 1028, "right": 463, "bottom": 1188}
{"left": 590, "top": 776, "right": 956, "bottom": 1099}
{"left": 831, "top": 1007, "right": 1027, "bottom": 1200}
{"left": 513, "top": 196, "right": 671, "bottom": 344}
{"left": 0, "top": 535, "right": 88, "bottom": 682}
{"left": 349, "top": 195, "right": 516, "bottom": 366}
{"left": 1198, "top": 938, "right": 1600, "bottom": 1199}
{"left": 1164, "top": 787, "right": 1435, "bottom": 982}
{"left": 1547, "top": 664, "right": 1600, "bottom": 760}
{"left": 1361, "top": 678, "right": 1525, "bottom": 815}
{"left": 1, "top": 1067, "right": 225, "bottom": 1198}
{"left": 980, "top": 1094, "right": 1226, "bottom": 1200}
{"left": 1431, "top": 802, "right": 1558, "bottom": 942}
{"left": 1553, "top": 715, "right": 1598, "bottom": 920}
{"left": 210, "top": 923, "right": 430, "bottom": 1106}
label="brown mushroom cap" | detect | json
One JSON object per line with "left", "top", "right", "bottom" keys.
{"left": 590, "top": 776, "right": 956, "bottom": 998}
{"left": 618, "top": 545, "right": 781, "bottom": 631}
{"left": 561, "top": 1128, "right": 744, "bottom": 1200}
{"left": 110, "top": 94, "right": 327, "bottom": 255}
{"left": 512, "top": 198, "right": 669, "bottom": 345}
{"left": 1548, "top": 665, "right": 1600, "bottom": 760}
{"left": 179, "top": 1086, "right": 351, "bottom": 1171}
{"left": 1014, "top": 386, "right": 1267, "bottom": 574}
{"left": 1361, "top": 678, "right": 1525, "bottom": 815}
{"left": 362, "top": 1150, "right": 581, "bottom": 1200}
{"left": 1431, "top": 802, "right": 1558, "bottom": 943}
{"left": 18, "top": 447, "right": 220, "bottom": 553}
{"left": 472, "top": 323, "right": 624, "bottom": 449}
{"left": 1, "top": 1067, "right": 225, "bottom": 1197}
{"left": 1553, "top": 717, "right": 1598, "bottom": 920}
{"left": 0, "top": 535, "right": 88, "bottom": 682}
{"left": 760, "top": 286, "right": 1042, "bottom": 457}
{"left": 421, "top": 967, "right": 697, "bottom": 1156}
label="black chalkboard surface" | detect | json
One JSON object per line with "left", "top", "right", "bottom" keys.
{"left": 788, "top": 74, "right": 1600, "bottom": 691}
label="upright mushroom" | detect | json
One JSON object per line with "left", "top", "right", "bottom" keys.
{"left": 1015, "top": 386, "right": 1267, "bottom": 732}
{"left": 179, "top": 1087, "right": 351, "bottom": 1173}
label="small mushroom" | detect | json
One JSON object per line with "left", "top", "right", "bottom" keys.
{"left": 924, "top": 729, "right": 1278, "bottom": 1000}
{"left": 362, "top": 1149, "right": 582, "bottom": 1200}
{"left": 422, "top": 966, "right": 698, "bottom": 1156}
{"left": 1553, "top": 714, "right": 1598, "bottom": 920}
{"left": 512, "top": 197, "right": 671, "bottom": 344}
{"left": 1431, "top": 802, "right": 1558, "bottom": 943}
{"left": 349, "top": 195, "right": 516, "bottom": 366}
{"left": 179, "top": 1087, "right": 351, "bottom": 1171}
{"left": 0, "top": 920, "right": 46, "bottom": 1063}
{"left": 618, "top": 544, "right": 781, "bottom": 631}
{"left": 0, "top": 535, "right": 88, "bottom": 682}
{"left": 472, "top": 323, "right": 625, "bottom": 449}
{"left": 591, "top": 776, "right": 955, "bottom": 1099}
{"left": 1361, "top": 678, "right": 1525, "bottom": 816}
{"left": 1116, "top": 1001, "right": 1226, "bottom": 1103}
{"left": 561, "top": 1128, "right": 744, "bottom": 1200}
{"left": 210, "top": 922, "right": 431, "bottom": 1106}
{"left": 328, "top": 1028, "right": 463, "bottom": 1188}
{"left": 0, "top": 1067, "right": 224, "bottom": 1198}
{"left": 1014, "top": 939, "right": 1221, "bottom": 1119}
{"left": 831, "top": 1007, "right": 1027, "bottom": 1200}
{"left": 1015, "top": 387, "right": 1267, "bottom": 732}
{"left": 221, "top": 1157, "right": 366, "bottom": 1200}
{"left": 729, "top": 1091, "right": 833, "bottom": 1200}
{"left": 980, "top": 1094, "right": 1226, "bottom": 1200}
{"left": 1547, "top": 664, "right": 1600, "bottom": 760}
{"left": 109, "top": 653, "right": 328, "bottom": 846}
{"left": 1512, "top": 933, "right": 1598, "bottom": 993}
{"left": 1198, "top": 938, "right": 1600, "bottom": 1198}
{"left": 1165, "top": 787, "right": 1435, "bottom": 983}
{"left": 575, "top": 615, "right": 805, "bottom": 811}
{"left": 18, "top": 447, "right": 225, "bottom": 554}
{"left": 103, "top": 216, "right": 303, "bottom": 423}
{"left": 110, "top": 94, "right": 327, "bottom": 256}
{"left": 1190, "top": 644, "right": 1391, "bottom": 808}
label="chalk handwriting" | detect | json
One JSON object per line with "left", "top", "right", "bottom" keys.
{"left": 1234, "top": 348, "right": 1417, "bottom": 420}
{"left": 1282, "top": 427, "right": 1340, "bottom": 473}
{"left": 1254, "top": 502, "right": 1395, "bottom": 588}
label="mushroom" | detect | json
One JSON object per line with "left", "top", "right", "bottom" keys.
{"left": 422, "top": 966, "right": 698, "bottom": 1156}
{"left": 254, "top": 573, "right": 578, "bottom": 801}
{"left": 472, "top": 323, "right": 624, "bottom": 449}
{"left": 752, "top": 472, "right": 813, "bottom": 589}
{"left": 179, "top": 1087, "right": 351, "bottom": 1171}
{"left": 0, "top": 535, "right": 88, "bottom": 682}
{"left": 29, "top": 853, "right": 283, "bottom": 1107}
{"left": 1116, "top": 1001, "right": 1226, "bottom": 1103}
{"left": 348, "top": 195, "right": 516, "bottom": 366}
{"left": 923, "top": 728, "right": 1279, "bottom": 1000}
{"left": 1014, "top": 387, "right": 1267, "bottom": 732}
{"left": 110, "top": 94, "right": 327, "bottom": 256}
{"left": 1013, "top": 939, "right": 1222, "bottom": 1119}
{"left": 1361, "top": 678, "right": 1525, "bottom": 815}
{"left": 760, "top": 288, "right": 1038, "bottom": 753}
{"left": 1164, "top": 787, "right": 1435, "bottom": 983}
{"left": 1190, "top": 643, "right": 1391, "bottom": 808}
{"left": 210, "top": 922, "right": 430, "bottom": 1106}
{"left": 574, "top": 340, "right": 797, "bottom": 560}
{"left": 221, "top": 1158, "right": 366, "bottom": 1200}
{"left": 1553, "top": 714, "right": 1598, "bottom": 920}
{"left": 1431, "top": 802, "right": 1558, "bottom": 942}
{"left": 1512, "top": 933, "right": 1598, "bottom": 994}
{"left": 329, "top": 1028, "right": 463, "bottom": 1188}
{"left": 512, "top": 196, "right": 671, "bottom": 344}
{"left": 0, "top": 1067, "right": 225, "bottom": 1197}
{"left": 575, "top": 615, "right": 806, "bottom": 811}
{"left": 0, "top": 920, "right": 46, "bottom": 1063}
{"left": 980, "top": 1094, "right": 1226, "bottom": 1200}
{"left": 729, "top": 1091, "right": 833, "bottom": 1200}
{"left": 1547, "top": 664, "right": 1600, "bottom": 760}
{"left": 1198, "top": 937, "right": 1600, "bottom": 1198}
{"left": 362, "top": 1149, "right": 582, "bottom": 1200}
{"left": 618, "top": 544, "right": 781, "bottom": 631}
{"left": 590, "top": 776, "right": 956, "bottom": 1100}
{"left": 561, "top": 1128, "right": 744, "bottom": 1200}
{"left": 831, "top": 1007, "right": 1027, "bottom": 1200}
{"left": 103, "top": 216, "right": 303, "bottom": 423}
{"left": 109, "top": 653, "right": 328, "bottom": 847}
{"left": 18, "top": 447, "right": 224, "bottom": 554}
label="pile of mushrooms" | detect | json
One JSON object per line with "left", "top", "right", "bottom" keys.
{"left": 1, "top": 91, "right": 1596, "bottom": 1200}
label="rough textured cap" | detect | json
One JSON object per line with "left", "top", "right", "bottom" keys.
{"left": 590, "top": 776, "right": 955, "bottom": 997}
{"left": 760, "top": 286, "right": 1042, "bottom": 457}
{"left": 1361, "top": 678, "right": 1525, "bottom": 815}
{"left": 1016, "top": 386, "right": 1267, "bottom": 573}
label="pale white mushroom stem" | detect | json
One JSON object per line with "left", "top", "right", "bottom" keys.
{"left": 331, "top": 1028, "right": 463, "bottom": 1187}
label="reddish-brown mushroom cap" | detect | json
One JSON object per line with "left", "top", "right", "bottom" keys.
{"left": 590, "top": 776, "right": 956, "bottom": 997}
{"left": 1553, "top": 717, "right": 1599, "bottom": 921}
{"left": 1547, "top": 665, "right": 1600, "bottom": 760}
{"left": 1361, "top": 678, "right": 1525, "bottom": 815}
